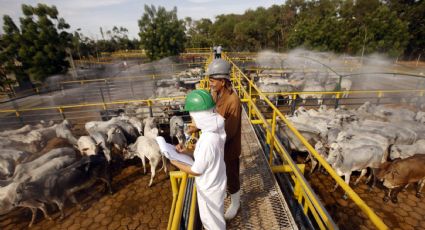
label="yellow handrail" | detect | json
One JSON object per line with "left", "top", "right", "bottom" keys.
{"left": 224, "top": 52, "right": 388, "bottom": 229}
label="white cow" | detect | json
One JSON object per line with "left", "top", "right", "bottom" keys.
{"left": 123, "top": 135, "right": 167, "bottom": 187}
{"left": 327, "top": 143, "right": 384, "bottom": 189}
{"left": 389, "top": 139, "right": 425, "bottom": 160}
{"left": 77, "top": 136, "right": 99, "bottom": 156}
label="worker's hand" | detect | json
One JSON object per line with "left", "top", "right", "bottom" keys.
{"left": 175, "top": 144, "right": 193, "bottom": 155}
{"left": 176, "top": 144, "right": 185, "bottom": 152}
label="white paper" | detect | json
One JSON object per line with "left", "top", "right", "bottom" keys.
{"left": 156, "top": 136, "right": 194, "bottom": 166}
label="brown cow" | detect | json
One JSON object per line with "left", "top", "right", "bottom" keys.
{"left": 376, "top": 155, "right": 425, "bottom": 203}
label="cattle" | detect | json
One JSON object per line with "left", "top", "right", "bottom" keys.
{"left": 376, "top": 155, "right": 425, "bottom": 203}
{"left": 299, "top": 83, "right": 325, "bottom": 105}
{"left": 13, "top": 147, "right": 77, "bottom": 181}
{"left": 416, "top": 111, "right": 425, "bottom": 123}
{"left": 22, "top": 138, "right": 74, "bottom": 164}
{"left": 0, "top": 149, "right": 29, "bottom": 178}
{"left": 14, "top": 154, "right": 112, "bottom": 227}
{"left": 327, "top": 144, "right": 384, "bottom": 191}
{"left": 77, "top": 136, "right": 99, "bottom": 156}
{"left": 389, "top": 139, "right": 425, "bottom": 160}
{"left": 0, "top": 182, "right": 20, "bottom": 216}
{"left": 123, "top": 135, "right": 167, "bottom": 187}
{"left": 86, "top": 117, "right": 139, "bottom": 144}
{"left": 106, "top": 126, "right": 128, "bottom": 151}
{"left": 55, "top": 120, "right": 78, "bottom": 145}
{"left": 169, "top": 116, "right": 185, "bottom": 145}
{"left": 89, "top": 131, "right": 112, "bottom": 162}
{"left": 0, "top": 125, "right": 32, "bottom": 136}
{"left": 0, "top": 120, "right": 77, "bottom": 154}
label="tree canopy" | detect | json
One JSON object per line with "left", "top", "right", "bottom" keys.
{"left": 138, "top": 5, "right": 186, "bottom": 60}
{"left": 185, "top": 0, "right": 421, "bottom": 58}
{"left": 0, "top": 4, "right": 73, "bottom": 83}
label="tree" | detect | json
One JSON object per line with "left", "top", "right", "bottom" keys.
{"left": 385, "top": 0, "right": 425, "bottom": 59}
{"left": 138, "top": 5, "right": 186, "bottom": 60}
{"left": 0, "top": 4, "right": 73, "bottom": 84}
{"left": 185, "top": 18, "right": 213, "bottom": 48}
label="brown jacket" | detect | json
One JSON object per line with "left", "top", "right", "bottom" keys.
{"left": 212, "top": 88, "right": 242, "bottom": 161}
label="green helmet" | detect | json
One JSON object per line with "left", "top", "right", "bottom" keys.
{"left": 184, "top": 89, "right": 215, "bottom": 112}
{"left": 206, "top": 59, "right": 230, "bottom": 79}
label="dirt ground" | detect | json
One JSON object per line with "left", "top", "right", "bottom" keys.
{"left": 301, "top": 158, "right": 425, "bottom": 230}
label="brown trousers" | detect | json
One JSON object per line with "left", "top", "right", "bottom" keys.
{"left": 225, "top": 158, "right": 240, "bottom": 194}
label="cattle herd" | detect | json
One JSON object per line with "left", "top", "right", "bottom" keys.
{"left": 279, "top": 102, "right": 425, "bottom": 203}
{"left": 0, "top": 106, "right": 187, "bottom": 227}
{"left": 253, "top": 70, "right": 352, "bottom": 105}
{"left": 1, "top": 63, "right": 424, "bottom": 227}
{"left": 0, "top": 67, "right": 201, "bottom": 227}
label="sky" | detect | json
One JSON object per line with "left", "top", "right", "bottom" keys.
{"left": 0, "top": 0, "right": 284, "bottom": 39}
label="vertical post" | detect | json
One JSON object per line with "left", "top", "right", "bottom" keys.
{"left": 148, "top": 100, "right": 153, "bottom": 117}
{"left": 130, "top": 78, "right": 135, "bottom": 99}
{"left": 9, "top": 93, "right": 23, "bottom": 125}
{"left": 290, "top": 94, "right": 298, "bottom": 115}
{"left": 58, "top": 107, "right": 66, "bottom": 120}
{"left": 377, "top": 91, "right": 383, "bottom": 105}
{"left": 335, "top": 92, "right": 341, "bottom": 109}
{"left": 268, "top": 110, "right": 277, "bottom": 165}
{"left": 104, "top": 79, "right": 112, "bottom": 102}
{"left": 15, "top": 110, "right": 24, "bottom": 126}
{"left": 416, "top": 53, "right": 422, "bottom": 67}
{"left": 99, "top": 87, "right": 109, "bottom": 120}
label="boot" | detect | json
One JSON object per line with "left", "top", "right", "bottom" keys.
{"left": 225, "top": 190, "right": 240, "bottom": 220}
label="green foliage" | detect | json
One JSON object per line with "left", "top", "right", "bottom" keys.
{"left": 184, "top": 0, "right": 418, "bottom": 58}
{"left": 138, "top": 5, "right": 186, "bottom": 60}
{"left": 185, "top": 18, "right": 213, "bottom": 48}
{"left": 0, "top": 3, "right": 72, "bottom": 83}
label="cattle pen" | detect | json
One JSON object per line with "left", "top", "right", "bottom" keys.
{"left": 0, "top": 50, "right": 425, "bottom": 229}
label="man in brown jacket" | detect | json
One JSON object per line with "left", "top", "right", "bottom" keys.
{"left": 207, "top": 58, "right": 242, "bottom": 220}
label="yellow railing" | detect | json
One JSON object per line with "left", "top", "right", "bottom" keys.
{"left": 167, "top": 172, "right": 197, "bottom": 230}
{"left": 0, "top": 97, "right": 185, "bottom": 121}
{"left": 167, "top": 55, "right": 214, "bottom": 230}
{"left": 260, "top": 88, "right": 425, "bottom": 98}
{"left": 184, "top": 48, "right": 211, "bottom": 53}
{"left": 223, "top": 52, "right": 388, "bottom": 230}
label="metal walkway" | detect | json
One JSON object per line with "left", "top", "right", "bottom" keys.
{"left": 226, "top": 110, "right": 298, "bottom": 229}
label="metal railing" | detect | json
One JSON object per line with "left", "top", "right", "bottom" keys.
{"left": 168, "top": 172, "right": 198, "bottom": 230}
{"left": 223, "top": 52, "right": 388, "bottom": 229}
{"left": 184, "top": 48, "right": 211, "bottom": 53}
{"left": 0, "top": 96, "right": 186, "bottom": 128}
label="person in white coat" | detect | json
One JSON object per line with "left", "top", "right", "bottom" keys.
{"left": 171, "top": 89, "right": 227, "bottom": 230}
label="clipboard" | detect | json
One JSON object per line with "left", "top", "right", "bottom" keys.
{"left": 156, "top": 136, "right": 194, "bottom": 166}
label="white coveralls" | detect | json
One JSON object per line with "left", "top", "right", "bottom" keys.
{"left": 190, "top": 109, "right": 227, "bottom": 230}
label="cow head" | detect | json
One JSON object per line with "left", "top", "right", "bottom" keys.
{"left": 327, "top": 143, "right": 342, "bottom": 166}
{"left": 107, "top": 127, "right": 127, "bottom": 151}
{"left": 314, "top": 141, "right": 328, "bottom": 158}
{"left": 14, "top": 180, "right": 33, "bottom": 207}
{"left": 389, "top": 144, "right": 402, "bottom": 160}
{"left": 375, "top": 162, "right": 393, "bottom": 181}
